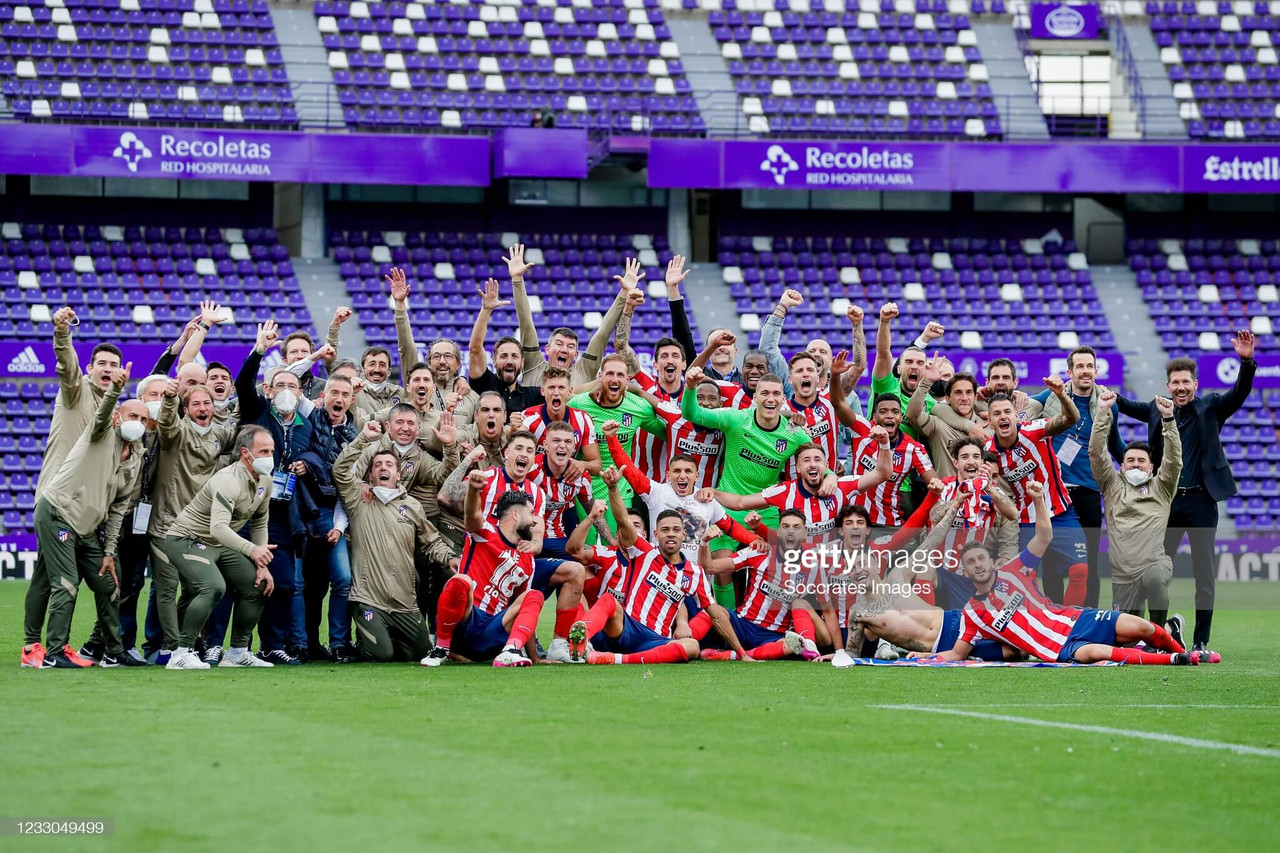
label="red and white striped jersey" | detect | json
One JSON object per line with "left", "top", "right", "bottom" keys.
{"left": 733, "top": 547, "right": 801, "bottom": 633}
{"left": 806, "top": 557, "right": 866, "bottom": 630}
{"left": 623, "top": 538, "right": 714, "bottom": 637}
{"left": 525, "top": 457, "right": 593, "bottom": 538}
{"left": 759, "top": 478, "right": 863, "bottom": 540}
{"left": 958, "top": 550, "right": 1082, "bottom": 661}
{"left": 631, "top": 371, "right": 681, "bottom": 479}
{"left": 521, "top": 404, "right": 597, "bottom": 457}
{"left": 850, "top": 432, "right": 933, "bottom": 526}
{"left": 784, "top": 392, "right": 841, "bottom": 478}
{"left": 984, "top": 420, "right": 1071, "bottom": 522}
{"left": 648, "top": 398, "right": 725, "bottom": 490}
{"left": 479, "top": 466, "right": 547, "bottom": 527}
{"left": 716, "top": 380, "right": 753, "bottom": 411}
{"left": 581, "top": 544, "right": 639, "bottom": 606}
{"left": 461, "top": 525, "right": 535, "bottom": 615}
{"left": 935, "top": 475, "right": 1001, "bottom": 554}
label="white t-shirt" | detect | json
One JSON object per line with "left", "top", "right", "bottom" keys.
{"left": 638, "top": 481, "right": 729, "bottom": 563}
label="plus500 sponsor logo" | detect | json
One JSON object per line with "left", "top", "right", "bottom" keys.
{"left": 158, "top": 135, "right": 274, "bottom": 176}
{"left": 1201, "top": 155, "right": 1280, "bottom": 182}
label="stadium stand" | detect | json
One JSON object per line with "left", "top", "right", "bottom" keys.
{"left": 0, "top": 0, "right": 296, "bottom": 126}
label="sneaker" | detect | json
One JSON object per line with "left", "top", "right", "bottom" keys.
{"left": 874, "top": 639, "right": 901, "bottom": 661}
{"left": 124, "top": 648, "right": 147, "bottom": 665}
{"left": 221, "top": 648, "right": 274, "bottom": 668}
{"left": 203, "top": 646, "right": 223, "bottom": 666}
{"left": 331, "top": 646, "right": 360, "bottom": 664}
{"left": 567, "top": 620, "right": 590, "bottom": 662}
{"left": 699, "top": 649, "right": 736, "bottom": 661}
{"left": 21, "top": 643, "right": 46, "bottom": 668}
{"left": 1171, "top": 652, "right": 1196, "bottom": 666}
{"left": 492, "top": 646, "right": 532, "bottom": 667}
{"left": 784, "top": 630, "right": 821, "bottom": 661}
{"left": 77, "top": 640, "right": 106, "bottom": 663}
{"left": 308, "top": 644, "right": 334, "bottom": 663}
{"left": 259, "top": 649, "right": 302, "bottom": 666}
{"left": 1166, "top": 613, "right": 1185, "bottom": 651}
{"left": 165, "top": 651, "right": 210, "bottom": 670}
{"left": 62, "top": 645, "right": 94, "bottom": 667}
{"left": 288, "top": 646, "right": 310, "bottom": 664}
{"left": 419, "top": 646, "right": 449, "bottom": 667}
{"left": 1191, "top": 649, "right": 1222, "bottom": 665}
{"left": 40, "top": 652, "right": 85, "bottom": 669}
{"left": 545, "top": 637, "right": 577, "bottom": 664}
{"left": 830, "top": 648, "right": 855, "bottom": 669}
{"left": 586, "top": 651, "right": 618, "bottom": 665}
{"left": 113, "top": 652, "right": 149, "bottom": 668}
{"left": 146, "top": 649, "right": 172, "bottom": 667}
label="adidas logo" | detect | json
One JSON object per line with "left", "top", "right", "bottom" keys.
{"left": 6, "top": 346, "right": 45, "bottom": 374}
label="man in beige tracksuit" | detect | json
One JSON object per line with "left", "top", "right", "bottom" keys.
{"left": 334, "top": 421, "right": 458, "bottom": 662}
{"left": 29, "top": 365, "right": 145, "bottom": 668}
{"left": 1090, "top": 390, "right": 1182, "bottom": 627}
{"left": 159, "top": 425, "right": 278, "bottom": 670}
{"left": 146, "top": 380, "right": 237, "bottom": 654}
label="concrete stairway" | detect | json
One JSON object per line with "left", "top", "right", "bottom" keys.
{"left": 294, "top": 256, "right": 367, "bottom": 357}
{"left": 1117, "top": 21, "right": 1186, "bottom": 139}
{"left": 665, "top": 17, "right": 742, "bottom": 135}
{"left": 270, "top": 6, "right": 343, "bottom": 128}
{"left": 971, "top": 19, "right": 1049, "bottom": 139}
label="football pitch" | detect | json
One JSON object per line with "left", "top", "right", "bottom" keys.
{"left": 3, "top": 579, "right": 1279, "bottom": 853}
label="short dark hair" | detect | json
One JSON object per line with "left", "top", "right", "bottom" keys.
{"left": 206, "top": 360, "right": 231, "bottom": 377}
{"left": 696, "top": 379, "right": 721, "bottom": 394}
{"left": 90, "top": 343, "right": 123, "bottom": 364}
{"left": 668, "top": 453, "right": 698, "bottom": 469}
{"left": 367, "top": 450, "right": 398, "bottom": 477}
{"left": 283, "top": 331, "right": 314, "bottom": 352}
{"left": 549, "top": 327, "right": 580, "bottom": 346}
{"left": 872, "top": 393, "right": 901, "bottom": 412}
{"left": 959, "top": 540, "right": 993, "bottom": 560}
{"left": 779, "top": 508, "right": 808, "bottom": 525}
{"left": 478, "top": 390, "right": 506, "bottom": 411}
{"left": 361, "top": 346, "right": 391, "bottom": 368}
{"left": 743, "top": 348, "right": 768, "bottom": 363}
{"left": 1125, "top": 440, "right": 1152, "bottom": 461}
{"left": 837, "top": 503, "right": 871, "bottom": 527}
{"left": 986, "top": 357, "right": 1017, "bottom": 379}
{"left": 495, "top": 489, "right": 532, "bottom": 520}
{"left": 987, "top": 392, "right": 1014, "bottom": 410}
{"left": 1067, "top": 345, "right": 1096, "bottom": 371}
{"left": 654, "top": 509, "right": 684, "bottom": 527}
{"left": 892, "top": 346, "right": 926, "bottom": 378}
{"left": 233, "top": 424, "right": 270, "bottom": 457}
{"left": 788, "top": 351, "right": 819, "bottom": 370}
{"left": 493, "top": 335, "right": 521, "bottom": 356}
{"left": 757, "top": 372, "right": 785, "bottom": 389}
{"left": 506, "top": 429, "right": 537, "bottom": 447}
{"left": 946, "top": 372, "right": 978, "bottom": 397}
{"left": 542, "top": 365, "right": 571, "bottom": 384}
{"left": 653, "top": 337, "right": 684, "bottom": 359}
{"left": 950, "top": 436, "right": 984, "bottom": 460}
{"left": 405, "top": 361, "right": 433, "bottom": 381}
{"left": 1166, "top": 357, "right": 1197, "bottom": 380}
{"left": 981, "top": 450, "right": 1000, "bottom": 466}
{"left": 388, "top": 403, "right": 418, "bottom": 420}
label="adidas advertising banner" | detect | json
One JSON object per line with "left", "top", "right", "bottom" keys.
{"left": 1199, "top": 354, "right": 1280, "bottom": 389}
{"left": 0, "top": 342, "right": 291, "bottom": 380}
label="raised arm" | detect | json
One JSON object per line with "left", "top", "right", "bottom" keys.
{"left": 1089, "top": 391, "right": 1121, "bottom": 494}
{"left": 438, "top": 445, "right": 489, "bottom": 510}
{"left": 324, "top": 306, "right": 351, "bottom": 372}
{"left": 177, "top": 301, "right": 228, "bottom": 369}
{"left": 872, "top": 302, "right": 897, "bottom": 380}
{"left": 679, "top": 367, "right": 739, "bottom": 431}
{"left": 613, "top": 287, "right": 644, "bottom": 376}
{"left": 1216, "top": 330, "right": 1256, "bottom": 420}
{"left": 91, "top": 366, "right": 128, "bottom": 442}
{"left": 468, "top": 277, "right": 508, "bottom": 380}
{"left": 906, "top": 362, "right": 937, "bottom": 432}
{"left": 840, "top": 304, "right": 867, "bottom": 394}
{"left": 573, "top": 260, "right": 639, "bottom": 385}
{"left": 52, "top": 307, "right": 83, "bottom": 406}
{"left": 602, "top": 422, "right": 651, "bottom": 496}
{"left": 157, "top": 379, "right": 183, "bottom": 446}
{"left": 760, "top": 289, "right": 803, "bottom": 395}
{"left": 1040, "top": 375, "right": 1080, "bottom": 437}
{"left": 333, "top": 421, "right": 383, "bottom": 507}
{"left": 237, "top": 321, "right": 280, "bottom": 423}
{"left": 567, "top": 499, "right": 607, "bottom": 562}
{"left": 1153, "top": 395, "right": 1183, "bottom": 499}
{"left": 1025, "top": 481, "right": 1052, "bottom": 559}
{"left": 601, "top": 467, "right": 636, "bottom": 549}
{"left": 665, "top": 254, "right": 696, "bottom": 363}
{"left": 503, "top": 244, "right": 542, "bottom": 373}
{"left": 384, "top": 267, "right": 419, "bottom": 386}
{"left": 463, "top": 468, "right": 490, "bottom": 534}
{"left": 691, "top": 329, "right": 736, "bottom": 372}
{"left": 828, "top": 352, "right": 871, "bottom": 436}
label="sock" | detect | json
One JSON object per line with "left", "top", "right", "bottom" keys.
{"left": 791, "top": 608, "right": 817, "bottom": 642}
{"left": 748, "top": 640, "right": 789, "bottom": 660}
{"left": 229, "top": 646, "right": 247, "bottom": 656}
{"left": 1109, "top": 647, "right": 1180, "bottom": 665}
{"left": 687, "top": 610, "right": 713, "bottom": 641}
{"left": 582, "top": 596, "right": 615, "bottom": 636}
{"left": 619, "top": 642, "right": 688, "bottom": 665}
{"left": 434, "top": 576, "right": 471, "bottom": 649}
{"left": 505, "top": 591, "right": 546, "bottom": 651}
{"left": 1145, "top": 623, "right": 1184, "bottom": 653}
{"left": 1193, "top": 609, "right": 1213, "bottom": 647}
{"left": 1062, "top": 563, "right": 1088, "bottom": 608}
{"left": 712, "top": 581, "right": 736, "bottom": 609}
{"left": 554, "top": 605, "right": 581, "bottom": 640}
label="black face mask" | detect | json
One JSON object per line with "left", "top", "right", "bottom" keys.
{"left": 929, "top": 379, "right": 948, "bottom": 398}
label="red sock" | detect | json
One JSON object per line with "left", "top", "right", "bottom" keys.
{"left": 582, "top": 575, "right": 601, "bottom": 605}
{"left": 553, "top": 605, "right": 581, "bottom": 639}
{"left": 748, "top": 640, "right": 789, "bottom": 660}
{"left": 434, "top": 576, "right": 471, "bottom": 649}
{"left": 1145, "top": 623, "right": 1184, "bottom": 653}
{"left": 619, "top": 642, "right": 688, "bottom": 664}
{"left": 582, "top": 596, "right": 615, "bottom": 635}
{"left": 505, "top": 591, "right": 545, "bottom": 651}
{"left": 1109, "top": 647, "right": 1179, "bottom": 665}
{"left": 1062, "top": 563, "right": 1088, "bottom": 607}
{"left": 688, "top": 610, "right": 713, "bottom": 641}
{"left": 791, "top": 608, "right": 816, "bottom": 642}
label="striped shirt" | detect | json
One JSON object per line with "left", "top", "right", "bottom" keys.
{"left": 958, "top": 550, "right": 1082, "bottom": 661}
{"left": 479, "top": 466, "right": 547, "bottom": 527}
{"left": 733, "top": 548, "right": 801, "bottom": 633}
{"left": 935, "top": 475, "right": 1001, "bottom": 554}
{"left": 461, "top": 525, "right": 534, "bottom": 615}
{"left": 759, "top": 477, "right": 863, "bottom": 540}
{"left": 784, "top": 391, "right": 841, "bottom": 478}
{"left": 522, "top": 404, "right": 597, "bottom": 457}
{"left": 525, "top": 457, "right": 593, "bottom": 538}
{"left": 850, "top": 432, "right": 933, "bottom": 526}
{"left": 985, "top": 420, "right": 1071, "bottom": 522}
{"left": 624, "top": 538, "right": 714, "bottom": 637}
{"left": 648, "top": 397, "right": 725, "bottom": 490}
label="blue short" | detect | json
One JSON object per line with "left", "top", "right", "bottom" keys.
{"left": 590, "top": 612, "right": 670, "bottom": 655}
{"left": 453, "top": 607, "right": 511, "bottom": 662}
{"left": 1057, "top": 608, "right": 1118, "bottom": 662}
{"left": 704, "top": 610, "right": 784, "bottom": 651}
{"left": 540, "top": 537, "right": 569, "bottom": 559}
{"left": 532, "top": 557, "right": 567, "bottom": 592}
{"left": 1019, "top": 506, "right": 1087, "bottom": 574}
{"left": 936, "top": 609, "right": 1005, "bottom": 662}
{"left": 934, "top": 567, "right": 976, "bottom": 611}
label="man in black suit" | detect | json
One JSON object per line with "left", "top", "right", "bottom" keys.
{"left": 1117, "top": 330, "right": 1255, "bottom": 655}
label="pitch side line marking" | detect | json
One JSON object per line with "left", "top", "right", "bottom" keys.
{"left": 874, "top": 705, "right": 1280, "bottom": 758}
{"left": 917, "top": 703, "right": 1275, "bottom": 710}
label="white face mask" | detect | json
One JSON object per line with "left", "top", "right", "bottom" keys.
{"left": 145, "top": 401, "right": 163, "bottom": 420}
{"left": 372, "top": 486, "right": 399, "bottom": 504}
{"left": 251, "top": 456, "right": 274, "bottom": 477}
{"left": 189, "top": 420, "right": 213, "bottom": 437}
{"left": 119, "top": 420, "right": 145, "bottom": 442}
{"left": 393, "top": 439, "right": 414, "bottom": 455}
{"left": 1124, "top": 468, "right": 1151, "bottom": 487}
{"left": 273, "top": 390, "right": 298, "bottom": 415}
{"left": 214, "top": 398, "right": 233, "bottom": 411}
{"left": 364, "top": 380, "right": 389, "bottom": 394}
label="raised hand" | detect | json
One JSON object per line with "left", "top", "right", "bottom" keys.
{"left": 362, "top": 420, "right": 383, "bottom": 439}
{"left": 587, "top": 499, "right": 607, "bottom": 522}
{"left": 467, "top": 469, "right": 489, "bottom": 490}
{"left": 614, "top": 257, "right": 645, "bottom": 291}
{"left": 927, "top": 478, "right": 946, "bottom": 496}
{"left": 707, "top": 329, "right": 736, "bottom": 351}
{"left": 685, "top": 365, "right": 705, "bottom": 386}
{"left": 846, "top": 304, "right": 864, "bottom": 325}
{"left": 923, "top": 354, "right": 945, "bottom": 382}
{"left": 507, "top": 411, "right": 525, "bottom": 431}
{"left": 385, "top": 267, "right": 409, "bottom": 305}
{"left": 1043, "top": 374, "right": 1065, "bottom": 394}
{"left": 463, "top": 445, "right": 488, "bottom": 466}
{"left": 53, "top": 306, "right": 77, "bottom": 331}
{"left": 920, "top": 321, "right": 946, "bottom": 344}
{"left": 1097, "top": 386, "right": 1117, "bottom": 412}
{"left": 600, "top": 419, "right": 620, "bottom": 438}
{"left": 694, "top": 487, "right": 715, "bottom": 503}
{"left": 743, "top": 510, "right": 763, "bottom": 528}
{"left": 199, "top": 299, "right": 225, "bottom": 326}
{"left": 256, "top": 319, "right": 280, "bottom": 353}
{"left": 564, "top": 459, "right": 587, "bottom": 481}
{"left": 478, "top": 277, "right": 510, "bottom": 312}
{"left": 503, "top": 243, "right": 534, "bottom": 280}
{"left": 162, "top": 378, "right": 179, "bottom": 398}
{"left": 313, "top": 343, "right": 337, "bottom": 362}
{"left": 778, "top": 288, "right": 804, "bottom": 310}
{"left": 600, "top": 466, "right": 621, "bottom": 488}
{"left": 1025, "top": 480, "right": 1045, "bottom": 501}
{"left": 1154, "top": 395, "right": 1174, "bottom": 418}
{"left": 879, "top": 302, "right": 899, "bottom": 323}
{"left": 332, "top": 306, "right": 353, "bottom": 327}
{"left": 624, "top": 288, "right": 645, "bottom": 312}
{"left": 830, "top": 350, "right": 851, "bottom": 377}
{"left": 433, "top": 410, "right": 456, "bottom": 445}
{"left": 1232, "top": 329, "right": 1255, "bottom": 359}
{"left": 111, "top": 361, "right": 132, "bottom": 390}
{"left": 665, "top": 254, "right": 690, "bottom": 290}
{"left": 869, "top": 424, "right": 889, "bottom": 444}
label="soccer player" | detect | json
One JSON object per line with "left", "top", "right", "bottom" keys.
{"left": 844, "top": 392, "right": 936, "bottom": 528}
{"left": 1091, "top": 390, "right": 1186, "bottom": 645}
{"left": 527, "top": 421, "right": 597, "bottom": 546}
{"left": 781, "top": 351, "right": 843, "bottom": 477}
{"left": 602, "top": 420, "right": 764, "bottom": 563}
{"left": 159, "top": 425, "right": 278, "bottom": 670}
{"left": 522, "top": 365, "right": 602, "bottom": 474}
{"left": 423, "top": 473, "right": 547, "bottom": 668}
{"left": 696, "top": 509, "right": 828, "bottom": 661}
{"left": 870, "top": 303, "right": 945, "bottom": 441}
{"left": 634, "top": 378, "right": 728, "bottom": 489}
{"left": 925, "top": 438, "right": 1020, "bottom": 566}
{"left": 334, "top": 422, "right": 458, "bottom": 663}
{"left": 935, "top": 483, "right": 1197, "bottom": 666}
{"left": 984, "top": 378, "right": 1086, "bottom": 605}
{"left": 705, "top": 435, "right": 891, "bottom": 541}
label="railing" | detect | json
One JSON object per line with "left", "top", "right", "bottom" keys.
{"left": 1108, "top": 9, "right": 1148, "bottom": 137}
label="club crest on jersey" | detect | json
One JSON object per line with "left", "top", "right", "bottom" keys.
{"left": 776, "top": 439, "right": 789, "bottom": 453}
{"left": 622, "top": 413, "right": 634, "bottom": 427}
{"left": 403, "top": 461, "right": 415, "bottom": 473}
{"left": 892, "top": 452, "right": 903, "bottom": 466}
{"left": 399, "top": 505, "right": 409, "bottom": 516}
{"left": 57, "top": 529, "right": 69, "bottom": 542}
{"left": 257, "top": 486, "right": 266, "bottom": 497}
{"left": 196, "top": 542, "right": 208, "bottom": 550}
{"left": 363, "top": 609, "right": 374, "bottom": 621}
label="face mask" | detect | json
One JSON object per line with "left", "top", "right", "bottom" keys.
{"left": 363, "top": 380, "right": 388, "bottom": 394}
{"left": 930, "top": 379, "right": 948, "bottom": 398}
{"left": 273, "top": 390, "right": 298, "bottom": 415}
{"left": 1124, "top": 468, "right": 1151, "bottom": 487}
{"left": 145, "top": 401, "right": 163, "bottom": 420}
{"left": 393, "top": 439, "right": 414, "bottom": 455}
{"left": 372, "top": 486, "right": 399, "bottom": 504}
{"left": 119, "top": 420, "right": 145, "bottom": 442}
{"left": 189, "top": 420, "right": 213, "bottom": 437}
{"left": 251, "top": 456, "right": 274, "bottom": 477}
{"left": 214, "top": 398, "right": 233, "bottom": 411}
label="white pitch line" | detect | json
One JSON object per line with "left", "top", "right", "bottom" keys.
{"left": 875, "top": 705, "right": 1280, "bottom": 758}
{"left": 928, "top": 703, "right": 1277, "bottom": 710}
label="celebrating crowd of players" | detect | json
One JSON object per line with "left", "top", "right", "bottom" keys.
{"left": 19, "top": 243, "right": 1258, "bottom": 670}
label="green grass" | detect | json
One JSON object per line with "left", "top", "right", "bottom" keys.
{"left": 3, "top": 579, "right": 1280, "bottom": 853}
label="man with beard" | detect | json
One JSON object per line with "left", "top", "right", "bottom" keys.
{"left": 437, "top": 391, "right": 510, "bottom": 548}
{"left": 569, "top": 354, "right": 665, "bottom": 520}
{"left": 843, "top": 394, "right": 935, "bottom": 528}
{"left": 507, "top": 244, "right": 634, "bottom": 387}
{"left": 761, "top": 290, "right": 866, "bottom": 406}
{"left": 686, "top": 330, "right": 768, "bottom": 410}
{"left": 702, "top": 324, "right": 743, "bottom": 385}
{"left": 421, "top": 479, "right": 546, "bottom": 668}
{"left": 870, "top": 303, "right": 945, "bottom": 442}
{"left": 1116, "top": 331, "right": 1255, "bottom": 656}
{"left": 933, "top": 358, "right": 1042, "bottom": 438}
{"left": 333, "top": 422, "right": 458, "bottom": 663}
{"left": 526, "top": 421, "right": 599, "bottom": 550}
{"left": 468, "top": 277, "right": 543, "bottom": 412}
{"left": 353, "top": 345, "right": 401, "bottom": 414}
{"left": 629, "top": 334, "right": 688, "bottom": 478}
{"left": 923, "top": 437, "right": 1020, "bottom": 569}
{"left": 633, "top": 378, "right": 731, "bottom": 491}
{"left": 521, "top": 366, "right": 603, "bottom": 474}
{"left": 782, "top": 351, "right": 843, "bottom": 478}
{"left": 908, "top": 362, "right": 981, "bottom": 477}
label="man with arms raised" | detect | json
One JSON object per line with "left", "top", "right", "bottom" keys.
{"left": 521, "top": 366, "right": 602, "bottom": 474}
{"left": 871, "top": 303, "right": 945, "bottom": 441}
{"left": 468, "top": 277, "right": 543, "bottom": 413}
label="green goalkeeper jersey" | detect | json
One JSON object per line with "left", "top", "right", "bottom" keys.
{"left": 569, "top": 391, "right": 664, "bottom": 502}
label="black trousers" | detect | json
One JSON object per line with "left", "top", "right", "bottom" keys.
{"left": 1163, "top": 487, "right": 1219, "bottom": 646}
{"left": 1067, "top": 486, "right": 1103, "bottom": 609}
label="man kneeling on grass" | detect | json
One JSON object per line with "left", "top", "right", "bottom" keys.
{"left": 934, "top": 481, "right": 1207, "bottom": 666}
